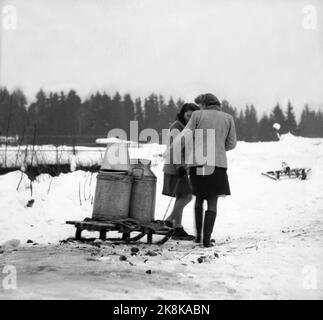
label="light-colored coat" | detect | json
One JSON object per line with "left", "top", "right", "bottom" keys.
{"left": 171, "top": 107, "right": 237, "bottom": 169}
{"left": 163, "top": 120, "right": 186, "bottom": 175}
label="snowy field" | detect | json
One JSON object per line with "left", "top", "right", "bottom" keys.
{"left": 0, "top": 134, "right": 322, "bottom": 299}
{"left": 0, "top": 142, "right": 164, "bottom": 168}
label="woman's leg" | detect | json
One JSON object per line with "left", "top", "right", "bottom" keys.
{"left": 166, "top": 194, "right": 192, "bottom": 227}
{"left": 203, "top": 195, "right": 218, "bottom": 247}
{"left": 167, "top": 194, "right": 195, "bottom": 240}
{"left": 195, "top": 196, "right": 204, "bottom": 243}
{"left": 207, "top": 195, "right": 218, "bottom": 213}
{"left": 173, "top": 194, "right": 193, "bottom": 227}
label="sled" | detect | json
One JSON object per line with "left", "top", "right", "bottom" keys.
{"left": 66, "top": 218, "right": 174, "bottom": 245}
{"left": 262, "top": 168, "right": 311, "bottom": 181}
{"left": 261, "top": 172, "right": 279, "bottom": 180}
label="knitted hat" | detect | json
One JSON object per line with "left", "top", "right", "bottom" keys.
{"left": 194, "top": 93, "right": 221, "bottom": 106}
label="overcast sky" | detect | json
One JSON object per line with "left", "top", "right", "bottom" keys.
{"left": 1, "top": 0, "right": 322, "bottom": 117}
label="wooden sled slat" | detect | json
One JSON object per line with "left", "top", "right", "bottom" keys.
{"left": 261, "top": 172, "right": 278, "bottom": 180}
{"left": 155, "top": 229, "right": 175, "bottom": 245}
{"left": 66, "top": 218, "right": 174, "bottom": 245}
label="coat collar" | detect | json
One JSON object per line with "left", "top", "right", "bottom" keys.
{"left": 173, "top": 119, "right": 186, "bottom": 129}
{"left": 204, "top": 104, "right": 222, "bottom": 111}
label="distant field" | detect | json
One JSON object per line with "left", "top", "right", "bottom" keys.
{"left": 0, "top": 144, "right": 166, "bottom": 170}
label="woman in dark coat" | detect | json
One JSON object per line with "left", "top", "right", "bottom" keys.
{"left": 171, "top": 93, "right": 237, "bottom": 247}
{"left": 162, "top": 103, "right": 200, "bottom": 240}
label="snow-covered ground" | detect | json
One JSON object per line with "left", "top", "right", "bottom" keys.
{"left": 0, "top": 134, "right": 322, "bottom": 299}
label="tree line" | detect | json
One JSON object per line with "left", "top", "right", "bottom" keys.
{"left": 0, "top": 87, "right": 322, "bottom": 145}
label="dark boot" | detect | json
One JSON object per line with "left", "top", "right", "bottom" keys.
{"left": 195, "top": 204, "right": 203, "bottom": 243}
{"left": 203, "top": 210, "right": 217, "bottom": 247}
{"left": 171, "top": 227, "right": 195, "bottom": 241}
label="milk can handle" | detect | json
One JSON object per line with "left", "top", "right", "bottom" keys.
{"left": 132, "top": 168, "right": 144, "bottom": 178}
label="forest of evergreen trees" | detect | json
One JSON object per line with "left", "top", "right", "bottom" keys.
{"left": 0, "top": 87, "right": 322, "bottom": 146}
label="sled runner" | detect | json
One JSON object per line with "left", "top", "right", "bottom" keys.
{"left": 262, "top": 167, "right": 311, "bottom": 180}
{"left": 66, "top": 218, "right": 174, "bottom": 245}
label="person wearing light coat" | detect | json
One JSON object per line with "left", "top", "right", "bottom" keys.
{"left": 170, "top": 93, "right": 237, "bottom": 247}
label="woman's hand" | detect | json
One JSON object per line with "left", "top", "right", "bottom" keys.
{"left": 177, "top": 166, "right": 187, "bottom": 177}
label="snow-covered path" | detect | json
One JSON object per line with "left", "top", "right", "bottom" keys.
{"left": 0, "top": 134, "right": 322, "bottom": 299}
{"left": 0, "top": 233, "right": 322, "bottom": 299}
